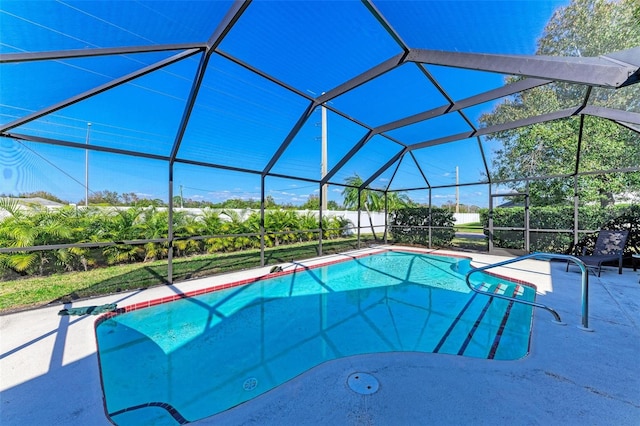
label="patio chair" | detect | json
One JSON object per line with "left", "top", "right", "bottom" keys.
{"left": 567, "top": 230, "right": 629, "bottom": 276}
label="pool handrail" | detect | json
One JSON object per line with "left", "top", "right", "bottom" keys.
{"left": 465, "top": 253, "right": 591, "bottom": 331}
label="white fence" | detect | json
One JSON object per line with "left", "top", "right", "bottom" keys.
{"left": 0, "top": 204, "right": 479, "bottom": 227}
{"left": 204, "top": 210, "right": 479, "bottom": 228}
{"left": 452, "top": 213, "right": 480, "bottom": 224}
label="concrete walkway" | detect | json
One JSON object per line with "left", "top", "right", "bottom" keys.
{"left": 1, "top": 247, "right": 639, "bottom": 425}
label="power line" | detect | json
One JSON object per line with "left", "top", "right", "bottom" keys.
{"left": 17, "top": 140, "right": 92, "bottom": 196}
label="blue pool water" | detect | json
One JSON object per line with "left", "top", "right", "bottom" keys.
{"left": 95, "top": 250, "right": 535, "bottom": 425}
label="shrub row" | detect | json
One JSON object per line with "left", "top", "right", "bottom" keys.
{"left": 389, "top": 207, "right": 455, "bottom": 246}
{"left": 479, "top": 204, "right": 639, "bottom": 256}
{"left": 0, "top": 204, "right": 352, "bottom": 278}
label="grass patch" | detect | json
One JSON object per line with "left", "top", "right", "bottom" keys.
{"left": 0, "top": 237, "right": 376, "bottom": 313}
{"left": 449, "top": 236, "right": 488, "bottom": 252}
{"left": 454, "top": 222, "right": 484, "bottom": 234}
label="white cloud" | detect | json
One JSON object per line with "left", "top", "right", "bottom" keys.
{"left": 269, "top": 189, "right": 297, "bottom": 197}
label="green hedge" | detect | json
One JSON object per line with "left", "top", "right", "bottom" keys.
{"left": 480, "top": 205, "right": 639, "bottom": 256}
{"left": 0, "top": 205, "right": 352, "bottom": 278}
{"left": 390, "top": 207, "right": 455, "bottom": 246}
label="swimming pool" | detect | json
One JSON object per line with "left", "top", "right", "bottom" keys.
{"left": 95, "top": 250, "right": 536, "bottom": 425}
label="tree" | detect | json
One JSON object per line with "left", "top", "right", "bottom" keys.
{"left": 300, "top": 195, "right": 341, "bottom": 210}
{"left": 480, "top": 0, "right": 640, "bottom": 207}
{"left": 120, "top": 192, "right": 139, "bottom": 205}
{"left": 385, "top": 191, "right": 415, "bottom": 211}
{"left": 300, "top": 195, "right": 321, "bottom": 210}
{"left": 84, "top": 190, "right": 121, "bottom": 206}
{"left": 217, "top": 198, "right": 261, "bottom": 209}
{"left": 341, "top": 174, "right": 383, "bottom": 239}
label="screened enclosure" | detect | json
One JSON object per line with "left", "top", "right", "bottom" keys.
{"left": 1, "top": 0, "right": 639, "bottom": 282}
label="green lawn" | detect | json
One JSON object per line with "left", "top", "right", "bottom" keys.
{"left": 454, "top": 222, "right": 484, "bottom": 234}
{"left": 0, "top": 232, "right": 492, "bottom": 313}
{"left": 0, "top": 237, "right": 376, "bottom": 313}
{"left": 449, "top": 236, "right": 488, "bottom": 252}
{"left": 451, "top": 223, "right": 487, "bottom": 251}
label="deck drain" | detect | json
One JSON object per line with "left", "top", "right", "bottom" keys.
{"left": 347, "top": 372, "right": 379, "bottom": 395}
{"left": 243, "top": 377, "right": 258, "bottom": 391}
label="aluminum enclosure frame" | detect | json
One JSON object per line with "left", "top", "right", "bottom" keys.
{"left": 1, "top": 0, "right": 639, "bottom": 281}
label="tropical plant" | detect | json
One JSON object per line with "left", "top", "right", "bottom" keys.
{"left": 385, "top": 191, "right": 415, "bottom": 212}
{"left": 322, "top": 215, "right": 351, "bottom": 239}
{"left": 342, "top": 174, "right": 383, "bottom": 240}
{"left": 298, "top": 212, "right": 319, "bottom": 241}
{"left": 51, "top": 206, "right": 99, "bottom": 271}
{"left": 0, "top": 199, "right": 73, "bottom": 275}
{"left": 172, "top": 210, "right": 202, "bottom": 257}
{"left": 0, "top": 202, "right": 371, "bottom": 279}
{"left": 99, "top": 207, "right": 145, "bottom": 264}
{"left": 265, "top": 210, "right": 299, "bottom": 246}
{"left": 137, "top": 207, "right": 170, "bottom": 262}
{"left": 199, "top": 208, "right": 224, "bottom": 253}
{"left": 223, "top": 209, "right": 255, "bottom": 251}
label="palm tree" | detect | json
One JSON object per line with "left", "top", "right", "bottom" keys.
{"left": 221, "top": 209, "right": 254, "bottom": 251}
{"left": 385, "top": 191, "right": 414, "bottom": 212}
{"left": 0, "top": 198, "right": 73, "bottom": 275}
{"left": 342, "top": 174, "right": 383, "bottom": 240}
{"left": 199, "top": 208, "right": 225, "bottom": 253}
{"left": 172, "top": 210, "right": 201, "bottom": 257}
{"left": 299, "top": 212, "right": 319, "bottom": 241}
{"left": 54, "top": 205, "right": 99, "bottom": 271}
{"left": 326, "top": 215, "right": 351, "bottom": 239}
{"left": 100, "top": 207, "right": 145, "bottom": 265}
{"left": 138, "top": 207, "right": 170, "bottom": 262}
{"left": 264, "top": 210, "right": 299, "bottom": 246}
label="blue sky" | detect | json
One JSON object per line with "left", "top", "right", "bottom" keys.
{"left": 0, "top": 0, "right": 568, "bottom": 208}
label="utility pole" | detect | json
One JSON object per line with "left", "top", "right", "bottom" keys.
{"left": 179, "top": 184, "right": 184, "bottom": 208}
{"left": 84, "top": 122, "right": 92, "bottom": 207}
{"left": 321, "top": 102, "right": 328, "bottom": 210}
{"left": 455, "top": 166, "right": 459, "bottom": 213}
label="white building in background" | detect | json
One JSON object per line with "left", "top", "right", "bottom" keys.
{"left": 0, "top": 197, "right": 65, "bottom": 220}
{"left": 615, "top": 192, "right": 640, "bottom": 204}
{"left": 6, "top": 197, "right": 64, "bottom": 208}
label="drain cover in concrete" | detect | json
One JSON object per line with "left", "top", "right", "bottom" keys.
{"left": 243, "top": 377, "right": 258, "bottom": 391}
{"left": 347, "top": 372, "right": 379, "bottom": 395}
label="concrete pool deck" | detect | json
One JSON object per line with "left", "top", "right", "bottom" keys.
{"left": 1, "top": 246, "right": 639, "bottom": 425}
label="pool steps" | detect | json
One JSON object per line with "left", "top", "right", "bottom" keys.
{"left": 465, "top": 252, "right": 591, "bottom": 330}
{"left": 433, "top": 282, "right": 529, "bottom": 359}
